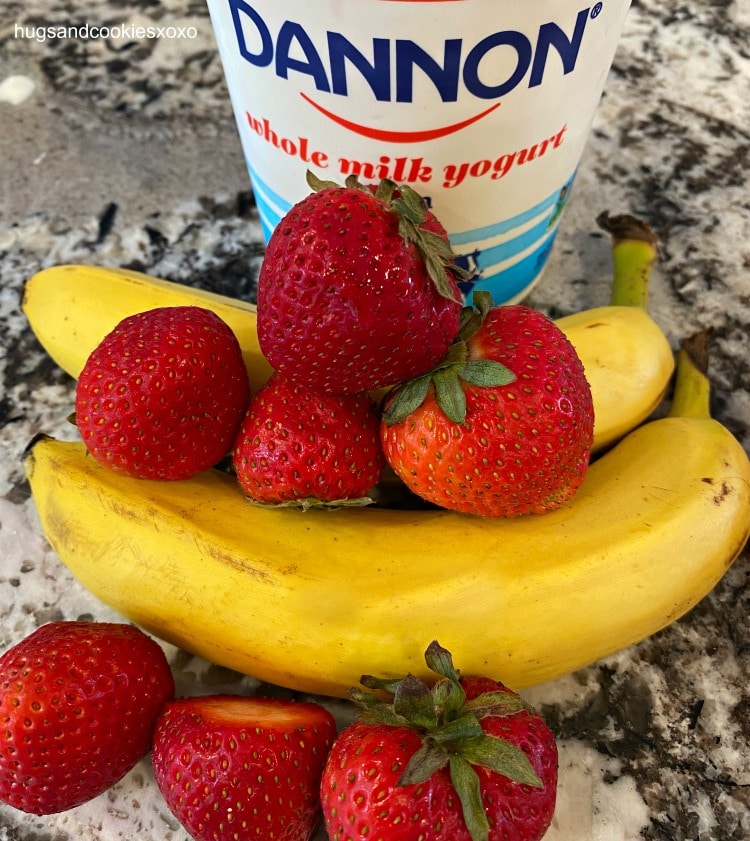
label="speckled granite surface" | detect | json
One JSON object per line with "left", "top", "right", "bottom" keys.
{"left": 1, "top": 0, "right": 749, "bottom": 839}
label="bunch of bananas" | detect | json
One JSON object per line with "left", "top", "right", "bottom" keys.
{"left": 21, "top": 216, "right": 750, "bottom": 697}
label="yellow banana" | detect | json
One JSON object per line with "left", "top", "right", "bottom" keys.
{"left": 556, "top": 212, "right": 673, "bottom": 450}
{"left": 21, "top": 264, "right": 274, "bottom": 394}
{"left": 22, "top": 215, "right": 673, "bottom": 452}
{"left": 24, "top": 334, "right": 750, "bottom": 698}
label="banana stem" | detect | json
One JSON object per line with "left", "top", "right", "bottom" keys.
{"left": 669, "top": 331, "right": 712, "bottom": 420}
{"left": 597, "top": 212, "right": 659, "bottom": 309}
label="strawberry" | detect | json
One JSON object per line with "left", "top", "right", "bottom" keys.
{"left": 0, "top": 621, "right": 174, "bottom": 815}
{"left": 75, "top": 305, "right": 251, "bottom": 481}
{"left": 256, "top": 172, "right": 465, "bottom": 395}
{"left": 320, "top": 641, "right": 557, "bottom": 841}
{"left": 151, "top": 694, "right": 337, "bottom": 841}
{"left": 381, "top": 293, "right": 594, "bottom": 517}
{"left": 232, "top": 372, "right": 385, "bottom": 506}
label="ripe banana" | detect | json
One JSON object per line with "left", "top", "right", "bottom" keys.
{"left": 22, "top": 214, "right": 673, "bottom": 452}
{"left": 24, "top": 334, "right": 750, "bottom": 698}
{"left": 557, "top": 212, "right": 674, "bottom": 450}
{"left": 21, "top": 264, "right": 274, "bottom": 394}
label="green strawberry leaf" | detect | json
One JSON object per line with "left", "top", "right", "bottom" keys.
{"left": 424, "top": 640, "right": 461, "bottom": 682}
{"left": 462, "top": 690, "right": 531, "bottom": 719}
{"left": 372, "top": 176, "right": 397, "bottom": 201}
{"left": 457, "top": 291, "right": 495, "bottom": 342}
{"left": 449, "top": 754, "right": 490, "bottom": 841}
{"left": 348, "top": 686, "right": 382, "bottom": 708}
{"left": 473, "top": 290, "right": 494, "bottom": 316}
{"left": 397, "top": 215, "right": 420, "bottom": 246}
{"left": 459, "top": 303, "right": 476, "bottom": 327}
{"left": 420, "top": 229, "right": 461, "bottom": 267}
{"left": 381, "top": 180, "right": 400, "bottom": 201}
{"left": 426, "top": 713, "right": 484, "bottom": 744}
{"left": 350, "top": 688, "right": 411, "bottom": 727}
{"left": 382, "top": 374, "right": 432, "bottom": 426}
{"left": 460, "top": 733, "right": 543, "bottom": 788}
{"left": 434, "top": 341, "right": 468, "bottom": 370}
{"left": 387, "top": 183, "right": 466, "bottom": 301}
{"left": 398, "top": 741, "right": 450, "bottom": 786}
{"left": 459, "top": 359, "right": 516, "bottom": 388}
{"left": 247, "top": 496, "right": 375, "bottom": 510}
{"left": 357, "top": 706, "right": 411, "bottom": 728}
{"left": 359, "top": 674, "right": 404, "bottom": 695}
{"left": 306, "top": 170, "right": 341, "bottom": 192}
{"left": 391, "top": 185, "right": 427, "bottom": 226}
{"left": 394, "top": 674, "right": 438, "bottom": 730}
{"left": 425, "top": 233, "right": 475, "bottom": 295}
{"left": 433, "top": 367, "right": 467, "bottom": 424}
{"left": 431, "top": 677, "right": 467, "bottom": 722}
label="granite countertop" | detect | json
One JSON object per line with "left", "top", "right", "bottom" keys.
{"left": 1, "top": 0, "right": 749, "bottom": 839}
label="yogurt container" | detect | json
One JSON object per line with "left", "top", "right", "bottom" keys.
{"left": 205, "top": 0, "right": 631, "bottom": 303}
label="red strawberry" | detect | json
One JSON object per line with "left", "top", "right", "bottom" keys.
{"left": 256, "top": 173, "right": 465, "bottom": 395}
{"left": 320, "top": 642, "right": 557, "bottom": 841}
{"left": 381, "top": 294, "right": 594, "bottom": 517}
{"left": 152, "top": 694, "right": 337, "bottom": 841}
{"left": 232, "top": 372, "right": 385, "bottom": 506}
{"left": 0, "top": 621, "right": 174, "bottom": 815}
{"left": 75, "top": 306, "right": 251, "bottom": 481}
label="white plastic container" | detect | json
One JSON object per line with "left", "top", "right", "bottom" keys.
{"left": 206, "top": 0, "right": 631, "bottom": 303}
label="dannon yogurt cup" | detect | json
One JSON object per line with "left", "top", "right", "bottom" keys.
{"left": 206, "top": 0, "right": 632, "bottom": 303}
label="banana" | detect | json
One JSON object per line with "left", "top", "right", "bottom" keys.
{"left": 557, "top": 212, "right": 674, "bottom": 450}
{"left": 21, "top": 264, "right": 274, "bottom": 394}
{"left": 24, "top": 333, "right": 750, "bottom": 698}
{"left": 22, "top": 215, "right": 673, "bottom": 452}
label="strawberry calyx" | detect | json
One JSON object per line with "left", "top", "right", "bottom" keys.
{"left": 382, "top": 291, "right": 516, "bottom": 426}
{"left": 349, "top": 641, "right": 542, "bottom": 841}
{"left": 306, "top": 170, "right": 469, "bottom": 301}
{"left": 247, "top": 495, "right": 375, "bottom": 511}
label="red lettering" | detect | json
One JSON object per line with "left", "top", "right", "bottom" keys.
{"left": 442, "top": 125, "right": 566, "bottom": 188}
{"left": 338, "top": 155, "right": 432, "bottom": 184}
{"left": 245, "top": 111, "right": 329, "bottom": 168}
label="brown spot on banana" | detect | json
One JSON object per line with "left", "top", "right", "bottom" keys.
{"left": 701, "top": 476, "right": 738, "bottom": 506}
{"left": 205, "top": 543, "right": 276, "bottom": 583}
{"left": 712, "top": 481, "right": 732, "bottom": 506}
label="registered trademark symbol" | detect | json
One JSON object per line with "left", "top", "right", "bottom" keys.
{"left": 591, "top": 2, "right": 603, "bottom": 18}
